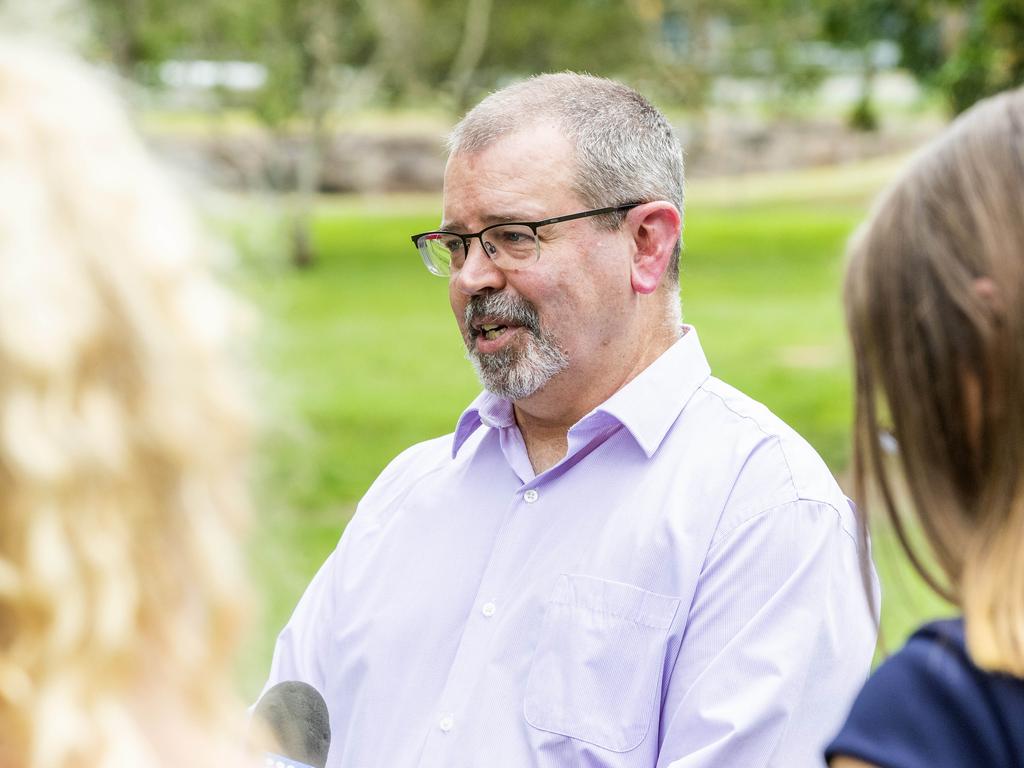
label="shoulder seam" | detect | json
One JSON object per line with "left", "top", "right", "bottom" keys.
{"left": 700, "top": 379, "right": 847, "bottom": 506}
{"left": 709, "top": 497, "right": 856, "bottom": 556}
{"left": 699, "top": 382, "right": 801, "bottom": 500}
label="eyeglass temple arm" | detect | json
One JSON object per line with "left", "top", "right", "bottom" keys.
{"left": 535, "top": 202, "right": 642, "bottom": 228}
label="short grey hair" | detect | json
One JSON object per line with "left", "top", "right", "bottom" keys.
{"left": 448, "top": 72, "right": 685, "bottom": 281}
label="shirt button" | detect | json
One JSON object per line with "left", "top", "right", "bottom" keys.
{"left": 524, "top": 489, "right": 539, "bottom": 503}
{"left": 439, "top": 714, "right": 454, "bottom": 732}
{"left": 482, "top": 601, "right": 496, "bottom": 617}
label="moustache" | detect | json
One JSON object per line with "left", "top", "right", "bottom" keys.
{"left": 465, "top": 292, "right": 543, "bottom": 337}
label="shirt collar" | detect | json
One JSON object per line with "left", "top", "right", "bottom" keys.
{"left": 452, "top": 326, "right": 711, "bottom": 459}
{"left": 452, "top": 390, "right": 515, "bottom": 457}
{"left": 593, "top": 326, "right": 711, "bottom": 457}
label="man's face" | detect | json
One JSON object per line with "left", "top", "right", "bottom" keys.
{"left": 442, "top": 123, "right": 635, "bottom": 403}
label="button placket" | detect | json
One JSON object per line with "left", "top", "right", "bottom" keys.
{"left": 418, "top": 481, "right": 549, "bottom": 767}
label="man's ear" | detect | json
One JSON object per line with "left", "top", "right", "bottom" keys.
{"left": 628, "top": 202, "right": 681, "bottom": 295}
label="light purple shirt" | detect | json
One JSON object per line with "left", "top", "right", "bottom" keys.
{"left": 264, "top": 327, "right": 879, "bottom": 767}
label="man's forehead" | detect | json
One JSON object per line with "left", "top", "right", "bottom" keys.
{"left": 440, "top": 210, "right": 532, "bottom": 231}
{"left": 441, "top": 125, "right": 578, "bottom": 228}
{"left": 452, "top": 117, "right": 569, "bottom": 159}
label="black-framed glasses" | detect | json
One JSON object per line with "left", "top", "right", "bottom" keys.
{"left": 410, "top": 202, "right": 642, "bottom": 277}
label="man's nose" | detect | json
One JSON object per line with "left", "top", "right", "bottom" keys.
{"left": 453, "top": 237, "right": 506, "bottom": 295}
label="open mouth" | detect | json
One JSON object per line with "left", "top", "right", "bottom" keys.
{"left": 470, "top": 316, "right": 524, "bottom": 342}
{"left": 478, "top": 323, "right": 509, "bottom": 341}
{"left": 464, "top": 293, "right": 540, "bottom": 348}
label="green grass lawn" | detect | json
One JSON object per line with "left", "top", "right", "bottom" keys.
{"left": 229, "top": 161, "right": 954, "bottom": 697}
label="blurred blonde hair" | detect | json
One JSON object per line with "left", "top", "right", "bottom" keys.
{"left": 846, "top": 87, "right": 1024, "bottom": 676}
{"left": 0, "top": 42, "right": 252, "bottom": 766}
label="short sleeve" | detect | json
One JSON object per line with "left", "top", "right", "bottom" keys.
{"left": 826, "top": 621, "right": 1013, "bottom": 768}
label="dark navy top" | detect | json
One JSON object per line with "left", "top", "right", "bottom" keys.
{"left": 826, "top": 618, "right": 1024, "bottom": 767}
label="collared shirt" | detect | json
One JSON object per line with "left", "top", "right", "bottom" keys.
{"left": 264, "top": 327, "right": 879, "bottom": 768}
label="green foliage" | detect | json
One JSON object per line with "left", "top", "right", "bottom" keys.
{"left": 821, "top": 0, "right": 1024, "bottom": 116}
{"left": 82, "top": 0, "right": 1024, "bottom": 122}
{"left": 79, "top": 0, "right": 871, "bottom": 118}
{"left": 253, "top": 49, "right": 304, "bottom": 128}
{"left": 936, "top": 0, "right": 1024, "bottom": 114}
{"left": 877, "top": 2, "right": 944, "bottom": 78}
{"left": 86, "top": 0, "right": 184, "bottom": 73}
{"left": 86, "top": 0, "right": 264, "bottom": 76}
{"left": 481, "top": 0, "right": 649, "bottom": 80}
{"left": 640, "top": 0, "right": 831, "bottom": 113}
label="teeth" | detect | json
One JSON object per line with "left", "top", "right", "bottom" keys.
{"left": 484, "top": 329, "right": 502, "bottom": 340}
{"left": 481, "top": 324, "right": 500, "bottom": 332}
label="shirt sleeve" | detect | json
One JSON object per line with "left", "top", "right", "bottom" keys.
{"left": 256, "top": 436, "right": 451, "bottom": 702}
{"left": 656, "top": 498, "right": 877, "bottom": 768}
{"left": 259, "top": 539, "right": 345, "bottom": 697}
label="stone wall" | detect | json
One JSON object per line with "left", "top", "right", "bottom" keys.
{"left": 147, "top": 117, "right": 942, "bottom": 193}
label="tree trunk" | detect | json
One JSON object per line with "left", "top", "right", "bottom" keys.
{"left": 849, "top": 47, "right": 878, "bottom": 132}
{"left": 357, "top": 0, "right": 424, "bottom": 102}
{"left": 446, "top": 0, "right": 494, "bottom": 113}
{"left": 290, "top": 0, "right": 338, "bottom": 269}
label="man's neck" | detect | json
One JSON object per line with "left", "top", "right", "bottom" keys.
{"left": 512, "top": 324, "right": 682, "bottom": 475}
{"left": 513, "top": 407, "right": 576, "bottom": 476}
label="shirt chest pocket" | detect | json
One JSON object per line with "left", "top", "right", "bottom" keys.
{"left": 523, "top": 574, "right": 680, "bottom": 753}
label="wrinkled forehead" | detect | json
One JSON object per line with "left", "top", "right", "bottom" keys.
{"left": 441, "top": 124, "right": 582, "bottom": 228}
{"left": 444, "top": 121, "right": 577, "bottom": 181}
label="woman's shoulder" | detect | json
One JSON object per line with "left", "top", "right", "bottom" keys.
{"left": 826, "top": 618, "right": 1024, "bottom": 768}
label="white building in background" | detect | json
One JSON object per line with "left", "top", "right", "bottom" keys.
{"left": 159, "top": 60, "right": 267, "bottom": 91}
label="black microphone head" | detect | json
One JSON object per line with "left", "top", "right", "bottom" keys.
{"left": 252, "top": 681, "right": 331, "bottom": 768}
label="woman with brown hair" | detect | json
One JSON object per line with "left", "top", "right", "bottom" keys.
{"left": 826, "top": 87, "right": 1024, "bottom": 766}
{"left": 0, "top": 42, "right": 254, "bottom": 767}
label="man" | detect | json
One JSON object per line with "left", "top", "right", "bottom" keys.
{"left": 264, "top": 73, "right": 879, "bottom": 768}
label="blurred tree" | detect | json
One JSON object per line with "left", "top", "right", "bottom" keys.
{"left": 643, "top": 0, "right": 721, "bottom": 113}
{"left": 140, "top": 0, "right": 348, "bottom": 266}
{"left": 817, "top": 0, "right": 896, "bottom": 130}
{"left": 445, "top": 0, "right": 494, "bottom": 112}
{"left": 930, "top": 0, "right": 1023, "bottom": 114}
{"left": 820, "top": 0, "right": 1024, "bottom": 117}
{"left": 87, "top": 0, "right": 263, "bottom": 83}
{"left": 88, "top": 0, "right": 181, "bottom": 78}
{"left": 279, "top": 0, "right": 341, "bottom": 268}
{"left": 357, "top": 0, "right": 426, "bottom": 102}
{"left": 627, "top": 0, "right": 827, "bottom": 114}
{"left": 198, "top": 0, "right": 356, "bottom": 267}
{"left": 471, "top": 0, "right": 652, "bottom": 98}
{"left": 81, "top": 0, "right": 361, "bottom": 266}
{"left": 720, "top": 0, "right": 827, "bottom": 114}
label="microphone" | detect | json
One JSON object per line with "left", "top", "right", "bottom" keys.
{"left": 251, "top": 681, "right": 331, "bottom": 768}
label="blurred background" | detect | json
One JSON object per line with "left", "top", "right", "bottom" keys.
{"left": 6, "top": 0, "right": 1021, "bottom": 696}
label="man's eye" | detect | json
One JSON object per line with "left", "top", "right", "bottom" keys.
{"left": 500, "top": 229, "right": 534, "bottom": 243}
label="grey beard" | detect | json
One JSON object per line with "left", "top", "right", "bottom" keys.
{"left": 464, "top": 292, "right": 569, "bottom": 401}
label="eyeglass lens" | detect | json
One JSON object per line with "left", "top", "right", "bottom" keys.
{"left": 417, "top": 224, "right": 539, "bottom": 276}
